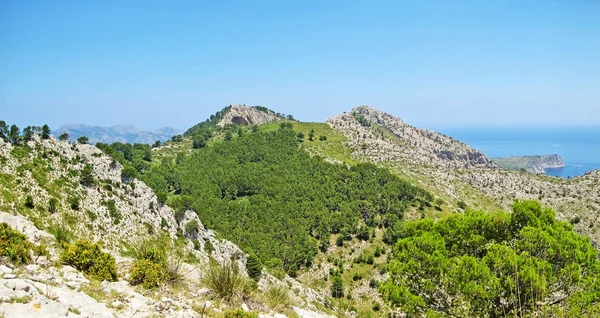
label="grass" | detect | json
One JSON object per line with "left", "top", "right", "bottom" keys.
{"left": 260, "top": 122, "right": 358, "bottom": 165}
{"left": 202, "top": 260, "right": 244, "bottom": 302}
{"left": 262, "top": 284, "right": 293, "bottom": 309}
{"left": 47, "top": 223, "right": 76, "bottom": 245}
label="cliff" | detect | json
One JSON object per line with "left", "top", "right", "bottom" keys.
{"left": 492, "top": 154, "right": 565, "bottom": 174}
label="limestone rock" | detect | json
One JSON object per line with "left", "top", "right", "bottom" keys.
{"left": 217, "top": 105, "right": 281, "bottom": 127}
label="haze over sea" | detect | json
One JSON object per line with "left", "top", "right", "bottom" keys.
{"left": 438, "top": 127, "right": 600, "bottom": 178}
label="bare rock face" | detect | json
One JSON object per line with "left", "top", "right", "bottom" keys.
{"left": 328, "top": 105, "right": 497, "bottom": 169}
{"left": 217, "top": 105, "right": 280, "bottom": 127}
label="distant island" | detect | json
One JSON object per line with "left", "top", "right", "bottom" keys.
{"left": 492, "top": 154, "right": 565, "bottom": 174}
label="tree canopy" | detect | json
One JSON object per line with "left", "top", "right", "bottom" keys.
{"left": 380, "top": 200, "right": 600, "bottom": 317}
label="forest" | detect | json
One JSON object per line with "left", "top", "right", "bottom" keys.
{"left": 99, "top": 125, "right": 432, "bottom": 275}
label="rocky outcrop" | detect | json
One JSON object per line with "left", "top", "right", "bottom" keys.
{"left": 217, "top": 105, "right": 281, "bottom": 127}
{"left": 492, "top": 154, "right": 565, "bottom": 174}
{"left": 328, "top": 105, "right": 497, "bottom": 169}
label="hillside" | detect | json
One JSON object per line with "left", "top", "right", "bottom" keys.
{"left": 326, "top": 106, "right": 600, "bottom": 245}
{"left": 492, "top": 154, "right": 565, "bottom": 173}
{"left": 54, "top": 124, "right": 182, "bottom": 145}
{"left": 2, "top": 106, "right": 600, "bottom": 317}
{"left": 0, "top": 132, "right": 334, "bottom": 318}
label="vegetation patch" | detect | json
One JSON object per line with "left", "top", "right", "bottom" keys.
{"left": 0, "top": 222, "right": 33, "bottom": 265}
{"left": 380, "top": 200, "right": 600, "bottom": 316}
{"left": 60, "top": 240, "right": 118, "bottom": 281}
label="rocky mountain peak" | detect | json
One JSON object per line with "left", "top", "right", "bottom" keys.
{"left": 217, "top": 104, "right": 281, "bottom": 127}
{"left": 329, "top": 105, "right": 497, "bottom": 169}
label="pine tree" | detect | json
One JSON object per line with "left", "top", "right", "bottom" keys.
{"left": 41, "top": 124, "right": 51, "bottom": 139}
{"left": 80, "top": 164, "right": 95, "bottom": 186}
{"left": 246, "top": 252, "right": 263, "bottom": 281}
{"left": 331, "top": 275, "right": 344, "bottom": 298}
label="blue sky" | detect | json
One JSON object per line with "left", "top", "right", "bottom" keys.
{"left": 1, "top": 0, "right": 599, "bottom": 130}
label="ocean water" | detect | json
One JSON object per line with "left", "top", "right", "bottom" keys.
{"left": 436, "top": 126, "right": 600, "bottom": 178}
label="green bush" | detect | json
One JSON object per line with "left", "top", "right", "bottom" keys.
{"left": 48, "top": 197, "right": 58, "bottom": 213}
{"left": 184, "top": 220, "right": 199, "bottom": 238}
{"left": 246, "top": 252, "right": 263, "bottom": 281}
{"left": 60, "top": 240, "right": 117, "bottom": 281}
{"left": 0, "top": 222, "right": 33, "bottom": 265}
{"left": 331, "top": 275, "right": 344, "bottom": 298}
{"left": 122, "top": 236, "right": 183, "bottom": 288}
{"left": 103, "top": 200, "right": 121, "bottom": 224}
{"left": 130, "top": 259, "right": 164, "bottom": 289}
{"left": 69, "top": 196, "right": 80, "bottom": 210}
{"left": 24, "top": 195, "right": 34, "bottom": 209}
{"left": 224, "top": 309, "right": 258, "bottom": 318}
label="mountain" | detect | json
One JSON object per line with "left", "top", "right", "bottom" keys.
{"left": 2, "top": 106, "right": 600, "bottom": 317}
{"left": 492, "top": 154, "right": 565, "bottom": 173}
{"left": 325, "top": 105, "right": 600, "bottom": 243}
{"left": 53, "top": 124, "right": 183, "bottom": 145}
{"left": 328, "top": 106, "right": 496, "bottom": 169}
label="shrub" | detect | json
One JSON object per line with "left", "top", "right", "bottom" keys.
{"left": 130, "top": 259, "right": 164, "bottom": 289}
{"left": 123, "top": 236, "right": 183, "bottom": 288}
{"left": 160, "top": 217, "right": 169, "bottom": 229}
{"left": 24, "top": 195, "right": 34, "bottom": 209}
{"left": 69, "top": 196, "right": 80, "bottom": 210}
{"left": 0, "top": 223, "right": 33, "bottom": 265}
{"left": 80, "top": 164, "right": 95, "bottom": 186}
{"left": 103, "top": 200, "right": 121, "bottom": 224}
{"left": 48, "top": 197, "right": 58, "bottom": 213}
{"left": 319, "top": 135, "right": 327, "bottom": 141}
{"left": 60, "top": 240, "right": 117, "bottom": 281}
{"left": 202, "top": 260, "right": 243, "bottom": 301}
{"left": 373, "top": 302, "right": 381, "bottom": 311}
{"left": 224, "top": 309, "right": 258, "bottom": 318}
{"left": 184, "top": 220, "right": 199, "bottom": 238}
{"left": 331, "top": 275, "right": 344, "bottom": 298}
{"left": 246, "top": 252, "right": 263, "bottom": 281}
{"left": 204, "top": 240, "right": 215, "bottom": 254}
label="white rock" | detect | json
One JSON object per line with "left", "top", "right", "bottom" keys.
{"left": 3, "top": 274, "right": 17, "bottom": 279}
{"left": 0, "top": 265, "right": 13, "bottom": 275}
{"left": 24, "top": 264, "right": 39, "bottom": 274}
{"left": 241, "top": 303, "right": 250, "bottom": 312}
{"left": 0, "top": 302, "right": 70, "bottom": 318}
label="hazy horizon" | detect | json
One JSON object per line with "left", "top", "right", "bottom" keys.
{"left": 2, "top": 1, "right": 599, "bottom": 130}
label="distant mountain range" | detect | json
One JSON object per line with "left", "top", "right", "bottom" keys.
{"left": 53, "top": 124, "right": 183, "bottom": 145}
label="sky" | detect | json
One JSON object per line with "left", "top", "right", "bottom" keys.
{"left": 1, "top": 0, "right": 599, "bottom": 130}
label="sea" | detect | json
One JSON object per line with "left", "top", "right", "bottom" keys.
{"left": 436, "top": 126, "right": 600, "bottom": 178}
